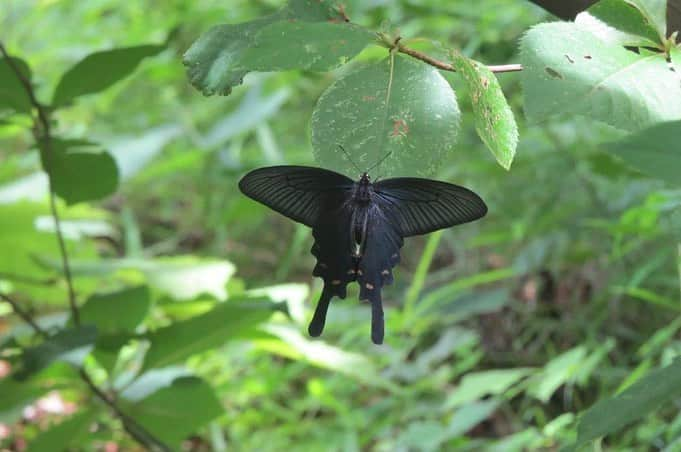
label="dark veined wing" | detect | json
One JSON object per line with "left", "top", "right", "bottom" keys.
{"left": 373, "top": 178, "right": 487, "bottom": 237}
{"left": 238, "top": 166, "right": 354, "bottom": 227}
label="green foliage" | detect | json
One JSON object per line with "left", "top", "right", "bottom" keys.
{"left": 576, "top": 0, "right": 665, "bottom": 47}
{"left": 0, "top": 57, "right": 32, "bottom": 113}
{"left": 27, "top": 408, "right": 97, "bottom": 452}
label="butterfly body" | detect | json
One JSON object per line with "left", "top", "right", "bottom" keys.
{"left": 238, "top": 166, "right": 487, "bottom": 344}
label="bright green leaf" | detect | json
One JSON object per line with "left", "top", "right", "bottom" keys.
{"left": 528, "top": 346, "right": 586, "bottom": 403}
{"left": 39, "top": 139, "right": 119, "bottom": 205}
{"left": 79, "top": 286, "right": 150, "bottom": 333}
{"left": 18, "top": 326, "right": 97, "bottom": 379}
{"left": 521, "top": 22, "right": 681, "bottom": 131}
{"left": 128, "top": 376, "right": 222, "bottom": 447}
{"left": 576, "top": 359, "right": 681, "bottom": 445}
{"left": 627, "top": 0, "right": 668, "bottom": 40}
{"left": 0, "top": 57, "right": 32, "bottom": 113}
{"left": 445, "top": 368, "right": 534, "bottom": 408}
{"left": 52, "top": 44, "right": 165, "bottom": 106}
{"left": 141, "top": 257, "right": 235, "bottom": 301}
{"left": 142, "top": 299, "right": 276, "bottom": 372}
{"left": 312, "top": 55, "right": 460, "bottom": 177}
{"left": 604, "top": 120, "right": 681, "bottom": 186}
{"left": 27, "top": 408, "right": 97, "bottom": 452}
{"left": 451, "top": 52, "right": 518, "bottom": 169}
{"left": 575, "top": 0, "right": 663, "bottom": 47}
{"left": 183, "top": 0, "right": 347, "bottom": 96}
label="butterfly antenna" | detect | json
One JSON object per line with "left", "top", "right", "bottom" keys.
{"left": 337, "top": 144, "right": 362, "bottom": 174}
{"left": 367, "top": 150, "right": 393, "bottom": 177}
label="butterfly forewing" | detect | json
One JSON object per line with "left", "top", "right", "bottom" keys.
{"left": 238, "top": 166, "right": 354, "bottom": 227}
{"left": 373, "top": 178, "right": 487, "bottom": 237}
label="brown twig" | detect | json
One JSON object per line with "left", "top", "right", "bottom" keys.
{"left": 0, "top": 41, "right": 170, "bottom": 452}
{"left": 0, "top": 42, "right": 79, "bottom": 326}
{"left": 396, "top": 42, "right": 523, "bottom": 73}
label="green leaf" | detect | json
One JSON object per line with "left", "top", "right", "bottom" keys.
{"left": 79, "top": 286, "right": 150, "bottom": 334}
{"left": 576, "top": 359, "right": 681, "bottom": 446}
{"left": 627, "top": 0, "right": 668, "bottom": 40}
{"left": 52, "top": 44, "right": 165, "bottom": 106}
{"left": 520, "top": 22, "right": 681, "bottom": 131}
{"left": 27, "top": 408, "right": 97, "bottom": 452}
{"left": 18, "top": 326, "right": 97, "bottom": 378}
{"left": 528, "top": 346, "right": 587, "bottom": 403}
{"left": 451, "top": 52, "right": 518, "bottom": 169}
{"left": 128, "top": 376, "right": 222, "bottom": 447}
{"left": 0, "top": 57, "right": 32, "bottom": 113}
{"left": 604, "top": 120, "right": 681, "bottom": 186}
{"left": 183, "top": 0, "right": 347, "bottom": 96}
{"left": 575, "top": 0, "right": 663, "bottom": 47}
{"left": 142, "top": 300, "right": 275, "bottom": 372}
{"left": 0, "top": 378, "right": 46, "bottom": 423}
{"left": 444, "top": 368, "right": 534, "bottom": 409}
{"left": 141, "top": 257, "right": 236, "bottom": 301}
{"left": 312, "top": 55, "right": 460, "bottom": 177}
{"left": 238, "top": 22, "right": 373, "bottom": 72}
{"left": 39, "top": 139, "right": 119, "bottom": 205}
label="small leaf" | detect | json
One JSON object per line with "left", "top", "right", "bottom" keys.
{"left": 0, "top": 57, "right": 32, "bottom": 113}
{"left": 18, "top": 326, "right": 97, "bottom": 379}
{"left": 127, "top": 376, "right": 222, "bottom": 447}
{"left": 312, "top": 55, "right": 460, "bottom": 177}
{"left": 183, "top": 0, "right": 347, "bottom": 96}
{"left": 627, "top": 0, "right": 668, "bottom": 40}
{"left": 604, "top": 120, "right": 681, "bottom": 186}
{"left": 141, "top": 299, "right": 276, "bottom": 372}
{"left": 52, "top": 44, "right": 165, "bottom": 106}
{"left": 521, "top": 22, "right": 681, "bottom": 131}
{"left": 575, "top": 0, "right": 663, "bottom": 47}
{"left": 445, "top": 368, "right": 534, "bottom": 409}
{"left": 39, "top": 139, "right": 119, "bottom": 205}
{"left": 79, "top": 286, "right": 150, "bottom": 333}
{"left": 576, "top": 359, "right": 681, "bottom": 445}
{"left": 141, "top": 257, "right": 235, "bottom": 301}
{"left": 451, "top": 52, "right": 518, "bottom": 169}
{"left": 27, "top": 408, "right": 97, "bottom": 452}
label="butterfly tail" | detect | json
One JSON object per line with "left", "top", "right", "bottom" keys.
{"left": 308, "top": 286, "right": 334, "bottom": 337}
{"left": 370, "top": 293, "right": 384, "bottom": 345}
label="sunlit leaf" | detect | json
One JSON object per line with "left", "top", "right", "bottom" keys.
{"left": 141, "top": 257, "right": 235, "bottom": 301}
{"left": 27, "top": 408, "right": 97, "bottom": 452}
{"left": 52, "top": 44, "right": 166, "bottom": 106}
{"left": 575, "top": 0, "right": 663, "bottom": 47}
{"left": 527, "top": 346, "right": 586, "bottom": 403}
{"left": 127, "top": 376, "right": 222, "bottom": 447}
{"left": 445, "top": 368, "right": 534, "bottom": 408}
{"left": 575, "top": 359, "right": 681, "bottom": 446}
{"left": 0, "top": 57, "right": 32, "bottom": 113}
{"left": 79, "top": 286, "right": 151, "bottom": 333}
{"left": 451, "top": 52, "right": 518, "bottom": 169}
{"left": 521, "top": 22, "right": 681, "bottom": 131}
{"left": 312, "top": 55, "right": 460, "bottom": 177}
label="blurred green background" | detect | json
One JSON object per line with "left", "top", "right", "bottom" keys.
{"left": 2, "top": 0, "right": 681, "bottom": 450}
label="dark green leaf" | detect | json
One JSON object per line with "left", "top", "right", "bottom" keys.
{"left": 39, "top": 138, "right": 119, "bottom": 205}
{"left": 451, "top": 52, "right": 518, "bottom": 169}
{"left": 27, "top": 408, "right": 97, "bottom": 452}
{"left": 79, "top": 286, "right": 150, "bottom": 334}
{"left": 52, "top": 44, "right": 165, "bottom": 106}
{"left": 0, "top": 378, "right": 46, "bottom": 423}
{"left": 183, "top": 0, "right": 347, "bottom": 96}
{"left": 0, "top": 57, "right": 32, "bottom": 113}
{"left": 576, "top": 0, "right": 663, "bottom": 47}
{"left": 604, "top": 120, "right": 681, "bottom": 186}
{"left": 128, "top": 376, "right": 222, "bottom": 447}
{"left": 142, "top": 299, "right": 276, "bottom": 372}
{"left": 312, "top": 55, "right": 460, "bottom": 177}
{"left": 521, "top": 22, "right": 681, "bottom": 131}
{"left": 576, "top": 359, "right": 681, "bottom": 445}
{"left": 18, "top": 326, "right": 97, "bottom": 379}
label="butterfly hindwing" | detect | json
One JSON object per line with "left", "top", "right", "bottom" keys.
{"left": 373, "top": 178, "right": 487, "bottom": 237}
{"left": 238, "top": 166, "right": 353, "bottom": 227}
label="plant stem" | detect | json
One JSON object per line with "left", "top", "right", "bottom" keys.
{"left": 0, "top": 41, "right": 170, "bottom": 452}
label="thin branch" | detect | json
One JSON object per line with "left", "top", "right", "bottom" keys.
{"left": 0, "top": 41, "right": 170, "bottom": 452}
{"left": 396, "top": 43, "right": 523, "bottom": 73}
{"left": 0, "top": 42, "right": 79, "bottom": 325}
{"left": 0, "top": 272, "right": 57, "bottom": 286}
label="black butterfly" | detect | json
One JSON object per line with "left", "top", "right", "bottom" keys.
{"left": 238, "top": 165, "right": 487, "bottom": 344}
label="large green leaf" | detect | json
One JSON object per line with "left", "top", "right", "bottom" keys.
{"left": 128, "top": 376, "right": 222, "bottom": 447}
{"left": 0, "top": 57, "right": 32, "bottom": 113}
{"left": 39, "top": 139, "right": 119, "bottom": 205}
{"left": 575, "top": 0, "right": 664, "bottom": 47}
{"left": 444, "top": 368, "right": 534, "bottom": 409}
{"left": 575, "top": 359, "right": 681, "bottom": 446}
{"left": 27, "top": 408, "right": 97, "bottom": 452}
{"left": 18, "top": 326, "right": 97, "bottom": 378}
{"left": 141, "top": 300, "right": 276, "bottom": 372}
{"left": 311, "top": 55, "right": 460, "bottom": 177}
{"left": 520, "top": 22, "right": 681, "bottom": 131}
{"left": 183, "top": 0, "right": 348, "bottom": 96}
{"left": 79, "top": 285, "right": 150, "bottom": 333}
{"left": 604, "top": 120, "right": 681, "bottom": 186}
{"left": 52, "top": 44, "right": 165, "bottom": 106}
{"left": 451, "top": 52, "right": 518, "bottom": 169}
